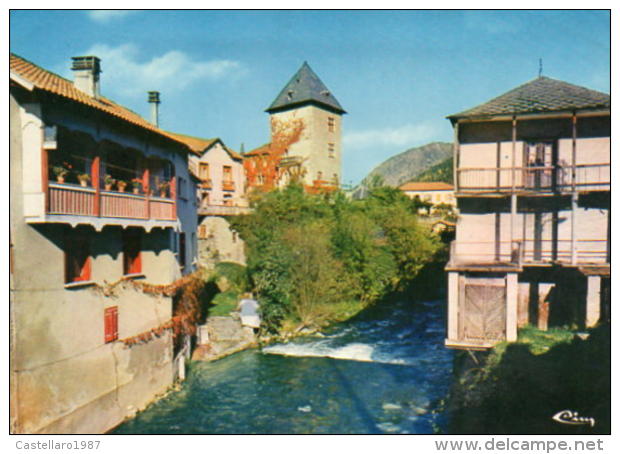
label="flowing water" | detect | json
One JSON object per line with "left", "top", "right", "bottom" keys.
{"left": 113, "top": 298, "right": 454, "bottom": 434}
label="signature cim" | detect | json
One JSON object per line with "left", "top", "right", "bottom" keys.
{"left": 552, "top": 410, "right": 595, "bottom": 427}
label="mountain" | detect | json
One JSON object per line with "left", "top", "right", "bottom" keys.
{"left": 352, "top": 142, "right": 452, "bottom": 197}
{"left": 413, "top": 156, "right": 453, "bottom": 184}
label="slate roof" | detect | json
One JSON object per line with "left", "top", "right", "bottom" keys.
{"left": 266, "top": 62, "right": 345, "bottom": 114}
{"left": 10, "top": 53, "right": 189, "bottom": 149}
{"left": 448, "top": 76, "right": 610, "bottom": 121}
{"left": 400, "top": 182, "right": 454, "bottom": 192}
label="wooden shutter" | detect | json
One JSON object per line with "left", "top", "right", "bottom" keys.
{"left": 104, "top": 306, "right": 118, "bottom": 343}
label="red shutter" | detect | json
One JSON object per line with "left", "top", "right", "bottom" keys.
{"left": 104, "top": 306, "right": 118, "bottom": 343}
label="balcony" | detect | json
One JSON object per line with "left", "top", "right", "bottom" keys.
{"left": 199, "top": 179, "right": 212, "bottom": 189}
{"left": 48, "top": 183, "right": 176, "bottom": 220}
{"left": 198, "top": 203, "right": 252, "bottom": 216}
{"left": 447, "top": 239, "right": 608, "bottom": 270}
{"left": 456, "top": 163, "right": 610, "bottom": 194}
{"left": 222, "top": 180, "right": 235, "bottom": 191}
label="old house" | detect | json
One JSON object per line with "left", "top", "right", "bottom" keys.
{"left": 445, "top": 76, "right": 610, "bottom": 349}
{"left": 245, "top": 62, "right": 345, "bottom": 193}
{"left": 10, "top": 53, "right": 197, "bottom": 433}
{"left": 399, "top": 181, "right": 456, "bottom": 214}
{"left": 169, "top": 133, "right": 249, "bottom": 266}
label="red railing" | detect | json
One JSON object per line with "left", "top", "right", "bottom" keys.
{"left": 47, "top": 182, "right": 175, "bottom": 221}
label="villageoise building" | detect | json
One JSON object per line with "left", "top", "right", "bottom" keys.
{"left": 10, "top": 53, "right": 197, "bottom": 433}
{"left": 444, "top": 76, "right": 610, "bottom": 349}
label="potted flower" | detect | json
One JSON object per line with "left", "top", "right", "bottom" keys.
{"left": 104, "top": 174, "right": 115, "bottom": 191}
{"left": 131, "top": 178, "right": 143, "bottom": 194}
{"left": 157, "top": 180, "right": 170, "bottom": 198}
{"left": 77, "top": 173, "right": 91, "bottom": 187}
{"left": 117, "top": 180, "right": 127, "bottom": 192}
{"left": 52, "top": 165, "right": 69, "bottom": 183}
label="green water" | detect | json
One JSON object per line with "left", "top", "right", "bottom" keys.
{"left": 113, "top": 299, "right": 453, "bottom": 434}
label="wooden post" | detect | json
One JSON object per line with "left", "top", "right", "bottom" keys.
{"left": 453, "top": 122, "right": 460, "bottom": 192}
{"left": 170, "top": 176, "right": 177, "bottom": 219}
{"left": 506, "top": 273, "right": 518, "bottom": 341}
{"left": 571, "top": 112, "right": 578, "bottom": 265}
{"left": 510, "top": 117, "right": 517, "bottom": 250}
{"left": 41, "top": 147, "right": 49, "bottom": 212}
{"left": 585, "top": 275, "right": 601, "bottom": 328}
{"left": 447, "top": 272, "right": 459, "bottom": 341}
{"left": 143, "top": 167, "right": 150, "bottom": 219}
{"left": 92, "top": 155, "right": 100, "bottom": 217}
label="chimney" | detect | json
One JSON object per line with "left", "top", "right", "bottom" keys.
{"left": 148, "top": 91, "right": 161, "bottom": 127}
{"left": 71, "top": 56, "right": 101, "bottom": 98}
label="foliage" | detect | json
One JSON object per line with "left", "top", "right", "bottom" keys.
{"left": 230, "top": 182, "right": 440, "bottom": 333}
{"left": 413, "top": 156, "right": 453, "bottom": 184}
{"left": 208, "top": 290, "right": 239, "bottom": 317}
{"left": 212, "top": 261, "right": 250, "bottom": 294}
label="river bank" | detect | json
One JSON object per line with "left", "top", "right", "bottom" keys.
{"left": 446, "top": 323, "right": 611, "bottom": 435}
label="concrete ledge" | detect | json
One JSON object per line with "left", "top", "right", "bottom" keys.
{"left": 444, "top": 339, "right": 498, "bottom": 350}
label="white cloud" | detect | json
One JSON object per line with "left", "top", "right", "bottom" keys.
{"left": 343, "top": 122, "right": 441, "bottom": 150}
{"left": 87, "top": 11, "right": 137, "bottom": 23}
{"left": 81, "top": 43, "right": 242, "bottom": 97}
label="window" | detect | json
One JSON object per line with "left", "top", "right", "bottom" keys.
{"left": 232, "top": 231, "right": 238, "bottom": 243}
{"left": 65, "top": 227, "right": 91, "bottom": 283}
{"left": 178, "top": 177, "right": 187, "bottom": 200}
{"left": 328, "top": 143, "right": 335, "bottom": 158}
{"left": 223, "top": 165, "right": 232, "bottom": 182}
{"left": 179, "top": 232, "right": 186, "bottom": 270}
{"left": 223, "top": 194, "right": 233, "bottom": 206}
{"left": 332, "top": 173, "right": 339, "bottom": 185}
{"left": 104, "top": 306, "right": 118, "bottom": 343}
{"left": 198, "top": 225, "right": 208, "bottom": 239}
{"left": 328, "top": 117, "right": 335, "bottom": 132}
{"left": 199, "top": 162, "right": 210, "bottom": 180}
{"left": 317, "top": 171, "right": 323, "bottom": 181}
{"left": 123, "top": 228, "right": 142, "bottom": 275}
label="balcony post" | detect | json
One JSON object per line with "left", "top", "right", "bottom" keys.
{"left": 92, "top": 155, "right": 100, "bottom": 217}
{"left": 511, "top": 116, "right": 517, "bottom": 193}
{"left": 41, "top": 146, "right": 49, "bottom": 212}
{"left": 170, "top": 176, "right": 177, "bottom": 219}
{"left": 571, "top": 112, "right": 577, "bottom": 190}
{"left": 143, "top": 167, "right": 150, "bottom": 219}
{"left": 571, "top": 192, "right": 578, "bottom": 265}
{"left": 453, "top": 122, "right": 459, "bottom": 192}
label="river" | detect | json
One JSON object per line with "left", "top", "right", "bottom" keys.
{"left": 113, "top": 298, "right": 454, "bottom": 434}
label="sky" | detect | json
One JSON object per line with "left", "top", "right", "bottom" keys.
{"left": 9, "top": 10, "right": 611, "bottom": 185}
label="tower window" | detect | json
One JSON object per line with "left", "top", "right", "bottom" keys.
{"left": 328, "top": 117, "right": 335, "bottom": 132}
{"left": 328, "top": 143, "right": 335, "bottom": 158}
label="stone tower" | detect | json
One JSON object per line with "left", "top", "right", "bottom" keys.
{"left": 266, "top": 62, "right": 346, "bottom": 188}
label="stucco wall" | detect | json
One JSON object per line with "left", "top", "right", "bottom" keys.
{"left": 197, "top": 216, "right": 246, "bottom": 267}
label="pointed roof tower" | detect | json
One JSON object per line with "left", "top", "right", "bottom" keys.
{"left": 266, "top": 62, "right": 346, "bottom": 115}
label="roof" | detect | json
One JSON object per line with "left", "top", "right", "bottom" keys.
{"left": 266, "top": 62, "right": 345, "bottom": 114}
{"left": 167, "top": 132, "right": 242, "bottom": 161}
{"left": 400, "top": 182, "right": 454, "bottom": 192}
{"left": 448, "top": 76, "right": 610, "bottom": 121}
{"left": 10, "top": 53, "right": 189, "bottom": 149}
{"left": 244, "top": 143, "right": 272, "bottom": 157}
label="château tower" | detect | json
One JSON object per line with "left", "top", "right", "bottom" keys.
{"left": 266, "top": 62, "right": 346, "bottom": 188}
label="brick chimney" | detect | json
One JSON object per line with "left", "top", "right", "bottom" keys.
{"left": 148, "top": 91, "right": 161, "bottom": 127}
{"left": 71, "top": 56, "right": 101, "bottom": 98}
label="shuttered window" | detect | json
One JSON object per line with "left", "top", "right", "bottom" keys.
{"left": 123, "top": 228, "right": 142, "bottom": 275}
{"left": 104, "top": 306, "right": 118, "bottom": 343}
{"left": 65, "top": 227, "right": 91, "bottom": 283}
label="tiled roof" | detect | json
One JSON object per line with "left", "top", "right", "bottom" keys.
{"left": 168, "top": 133, "right": 243, "bottom": 160}
{"left": 244, "top": 143, "right": 272, "bottom": 157}
{"left": 400, "top": 182, "right": 454, "bottom": 191}
{"left": 10, "top": 53, "right": 189, "bottom": 149}
{"left": 266, "top": 62, "right": 345, "bottom": 114}
{"left": 448, "top": 76, "right": 610, "bottom": 120}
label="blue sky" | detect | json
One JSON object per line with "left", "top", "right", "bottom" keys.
{"left": 10, "top": 10, "right": 610, "bottom": 185}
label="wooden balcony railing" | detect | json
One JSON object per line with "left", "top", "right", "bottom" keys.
{"left": 47, "top": 182, "right": 176, "bottom": 221}
{"left": 456, "top": 163, "right": 610, "bottom": 193}
{"left": 449, "top": 239, "right": 608, "bottom": 267}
